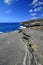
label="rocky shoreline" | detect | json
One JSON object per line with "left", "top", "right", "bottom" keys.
{"left": 19, "top": 19, "right": 43, "bottom": 65}
{"left": 0, "top": 19, "right": 43, "bottom": 65}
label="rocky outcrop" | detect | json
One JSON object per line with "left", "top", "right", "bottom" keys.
{"left": 21, "top": 18, "right": 43, "bottom": 28}
{"left": 19, "top": 18, "right": 43, "bottom": 65}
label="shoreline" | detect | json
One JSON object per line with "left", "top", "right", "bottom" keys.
{"left": 0, "top": 19, "right": 43, "bottom": 65}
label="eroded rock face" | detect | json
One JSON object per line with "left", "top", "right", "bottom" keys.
{"left": 0, "top": 19, "right": 43, "bottom": 65}
{"left": 19, "top": 19, "right": 43, "bottom": 65}
{"left": 21, "top": 18, "right": 43, "bottom": 28}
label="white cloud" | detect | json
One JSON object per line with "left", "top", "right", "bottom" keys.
{"left": 29, "top": 7, "right": 42, "bottom": 13}
{"left": 29, "top": 0, "right": 38, "bottom": 6}
{"left": 32, "top": 17, "right": 37, "bottom": 19}
{"left": 31, "top": 13, "right": 36, "bottom": 16}
{"left": 29, "top": 9, "right": 33, "bottom": 12}
{"left": 33, "top": 1, "right": 43, "bottom": 8}
{"left": 39, "top": 1, "right": 43, "bottom": 5}
{"left": 32, "top": 0, "right": 38, "bottom": 5}
{"left": 4, "top": 0, "right": 12, "bottom": 4}
{"left": 34, "top": 7, "right": 42, "bottom": 11}
{"left": 29, "top": 0, "right": 43, "bottom": 7}
{"left": 4, "top": 0, "right": 19, "bottom": 4}
{"left": 33, "top": 2, "right": 38, "bottom": 7}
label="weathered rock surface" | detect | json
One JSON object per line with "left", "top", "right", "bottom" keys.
{"left": 0, "top": 31, "right": 35, "bottom": 65}
{"left": 21, "top": 18, "right": 43, "bottom": 28}
{"left": 0, "top": 19, "right": 43, "bottom": 65}
{"left": 19, "top": 18, "right": 43, "bottom": 65}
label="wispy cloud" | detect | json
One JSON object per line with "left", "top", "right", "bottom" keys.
{"left": 29, "top": 0, "right": 38, "bottom": 6}
{"left": 29, "top": 6, "right": 42, "bottom": 13}
{"left": 32, "top": 17, "right": 37, "bottom": 19}
{"left": 32, "top": 0, "right": 38, "bottom": 5}
{"left": 4, "top": 0, "right": 19, "bottom": 5}
{"left": 31, "top": 13, "right": 36, "bottom": 16}
{"left": 29, "top": 9, "right": 33, "bottom": 12}
{"left": 4, "top": 0, "right": 12, "bottom": 4}
{"left": 29, "top": 0, "right": 43, "bottom": 7}
{"left": 28, "top": 0, "right": 43, "bottom": 19}
{"left": 33, "top": 1, "right": 43, "bottom": 8}
{"left": 34, "top": 7, "right": 42, "bottom": 12}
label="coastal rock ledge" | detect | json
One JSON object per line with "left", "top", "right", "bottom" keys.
{"left": 19, "top": 18, "right": 43, "bottom": 65}
{"left": 0, "top": 18, "right": 43, "bottom": 65}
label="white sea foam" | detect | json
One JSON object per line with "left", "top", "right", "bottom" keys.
{"left": 0, "top": 32, "right": 3, "bottom": 34}
{"left": 20, "top": 26, "right": 26, "bottom": 29}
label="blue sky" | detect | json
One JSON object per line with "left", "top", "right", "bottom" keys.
{"left": 0, "top": 0, "right": 43, "bottom": 22}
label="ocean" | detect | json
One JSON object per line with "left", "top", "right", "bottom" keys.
{"left": 0, "top": 23, "right": 21, "bottom": 33}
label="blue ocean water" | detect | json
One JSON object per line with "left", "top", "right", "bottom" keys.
{"left": 0, "top": 23, "right": 21, "bottom": 33}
